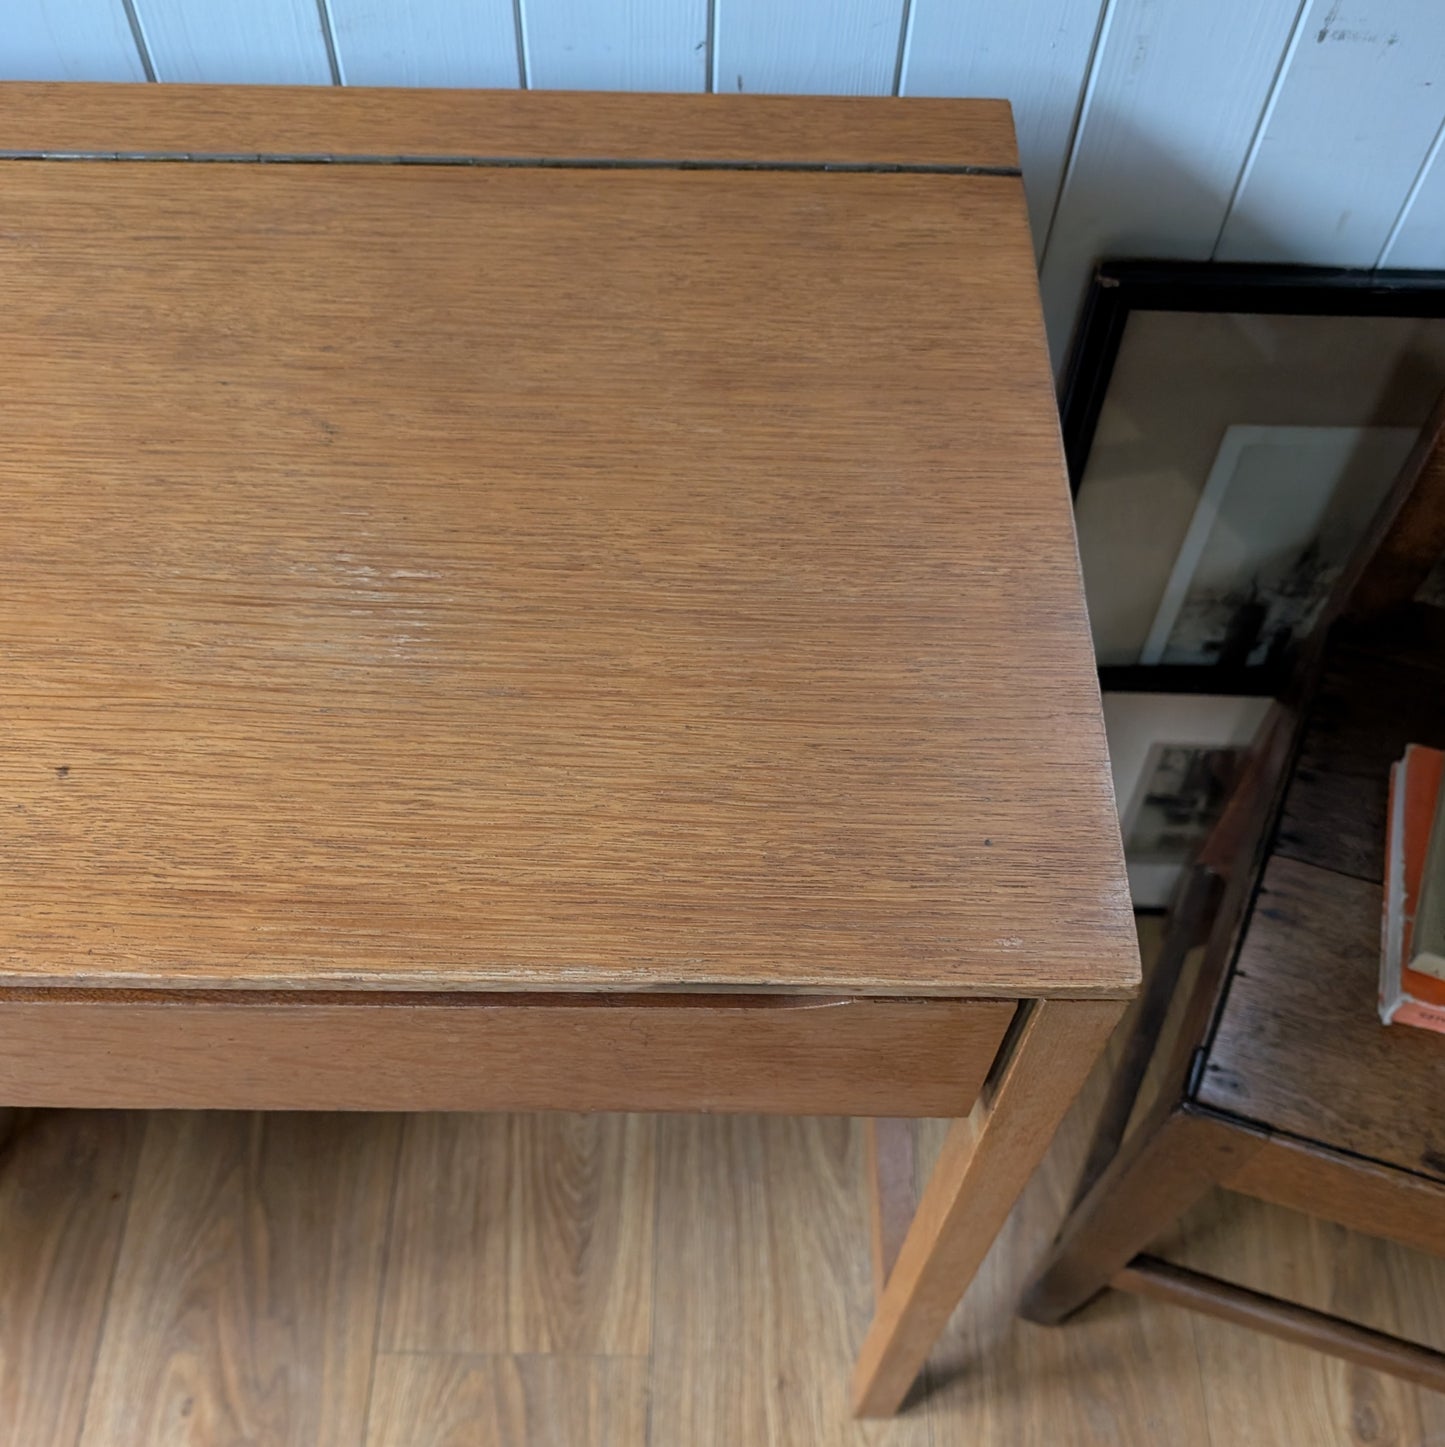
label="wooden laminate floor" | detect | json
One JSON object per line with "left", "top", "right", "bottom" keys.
{"left": 5, "top": 929, "right": 1444, "bottom": 1445}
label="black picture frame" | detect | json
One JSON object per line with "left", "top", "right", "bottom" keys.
{"left": 1063, "top": 261, "right": 1445, "bottom": 696}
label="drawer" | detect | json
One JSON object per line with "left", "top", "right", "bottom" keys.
{"left": 0, "top": 992, "right": 1016, "bottom": 1116}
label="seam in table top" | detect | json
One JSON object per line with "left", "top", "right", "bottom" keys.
{"left": 0, "top": 150, "right": 1020, "bottom": 176}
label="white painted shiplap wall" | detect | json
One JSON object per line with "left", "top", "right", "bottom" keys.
{"left": 328, "top": 0, "right": 518, "bottom": 89}
{"left": 136, "top": 0, "right": 334, "bottom": 85}
{"left": 9, "top": 0, "right": 1445, "bottom": 370}
{"left": 1036, "top": 0, "right": 1304, "bottom": 364}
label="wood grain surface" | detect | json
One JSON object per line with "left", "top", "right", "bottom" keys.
{"left": 1019, "top": 1109, "right": 1266, "bottom": 1328}
{"left": 364, "top": 1356, "right": 650, "bottom": 1447}
{"left": 5, "top": 916, "right": 1437, "bottom": 1447}
{"left": 0, "top": 82, "right": 1018, "bottom": 165}
{"left": 0, "top": 1113, "right": 144, "bottom": 1447}
{"left": 1114, "top": 1256, "right": 1445, "bottom": 1395}
{"left": 914, "top": 1102, "right": 1215, "bottom": 1447}
{"left": 380, "top": 1112, "right": 656, "bottom": 1354}
{"left": 1226, "top": 1132, "right": 1445, "bottom": 1261}
{"left": 1172, "top": 1186, "right": 1445, "bottom": 1446}
{"left": 0, "top": 994, "right": 1013, "bottom": 1114}
{"left": 650, "top": 1114, "right": 929, "bottom": 1445}
{"left": 79, "top": 1112, "right": 399, "bottom": 1447}
{"left": 0, "top": 109, "right": 1134, "bottom": 1000}
{"left": 1198, "top": 855, "right": 1445, "bottom": 1179}
{"left": 852, "top": 997, "right": 1124, "bottom": 1414}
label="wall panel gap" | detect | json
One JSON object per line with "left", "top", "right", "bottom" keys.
{"left": 1207, "top": 0, "right": 1309, "bottom": 259}
{"left": 316, "top": 0, "right": 344, "bottom": 84}
{"left": 1376, "top": 114, "right": 1445, "bottom": 269}
{"left": 120, "top": 0, "right": 158, "bottom": 81}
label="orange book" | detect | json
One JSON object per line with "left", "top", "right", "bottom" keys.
{"left": 1380, "top": 744, "right": 1445, "bottom": 1030}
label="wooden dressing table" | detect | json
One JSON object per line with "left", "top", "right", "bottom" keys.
{"left": 0, "top": 84, "right": 1136, "bottom": 1415}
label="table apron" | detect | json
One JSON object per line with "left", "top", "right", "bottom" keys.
{"left": 0, "top": 994, "right": 1018, "bottom": 1116}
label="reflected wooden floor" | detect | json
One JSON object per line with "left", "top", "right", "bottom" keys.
{"left": 5, "top": 931, "right": 1444, "bottom": 1446}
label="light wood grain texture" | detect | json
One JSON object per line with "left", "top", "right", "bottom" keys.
{"left": 327, "top": 0, "right": 520, "bottom": 88}
{"left": 651, "top": 1113, "right": 929, "bottom": 1443}
{"left": 1216, "top": 0, "right": 1445, "bottom": 266}
{"left": 508, "top": 1113, "right": 656, "bottom": 1354}
{"left": 0, "top": 995, "right": 1013, "bottom": 1114}
{"left": 1377, "top": 1217, "right": 1445, "bottom": 1440}
{"left": 1197, "top": 856, "right": 1445, "bottom": 1180}
{"left": 9, "top": 1103, "right": 1445, "bottom": 1441}
{"left": 0, "top": 93, "right": 1127, "bottom": 1430}
{"left": 522, "top": 0, "right": 707, "bottom": 91}
{"left": 0, "top": 1112, "right": 143, "bottom": 1447}
{"left": 130, "top": 0, "right": 334, "bottom": 83}
{"left": 713, "top": 0, "right": 904, "bottom": 95}
{"left": 901, "top": 0, "right": 1106, "bottom": 253}
{"left": 0, "top": 83, "right": 1020, "bottom": 164}
{"left": 912, "top": 1042, "right": 1215, "bottom": 1446}
{"left": 378, "top": 1113, "right": 508, "bottom": 1356}
{"left": 1379, "top": 122, "right": 1445, "bottom": 268}
{"left": 1172, "top": 1188, "right": 1445, "bottom": 1446}
{"left": 365, "top": 1355, "right": 649, "bottom": 1447}
{"left": 79, "top": 1112, "right": 399, "bottom": 1447}
{"left": 1038, "top": 0, "right": 1301, "bottom": 369}
{"left": 1115, "top": 1256, "right": 1445, "bottom": 1396}
{"left": 0, "top": 128, "right": 1131, "bottom": 1003}
{"left": 380, "top": 1113, "right": 655, "bottom": 1354}
{"left": 5, "top": 0, "right": 147, "bottom": 81}
{"left": 852, "top": 998, "right": 1124, "bottom": 1415}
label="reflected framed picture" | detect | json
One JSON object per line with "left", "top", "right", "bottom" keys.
{"left": 1065, "top": 263, "right": 1445, "bottom": 691}
{"left": 1102, "top": 691, "right": 1273, "bottom": 910}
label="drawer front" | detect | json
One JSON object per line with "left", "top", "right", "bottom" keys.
{"left": 0, "top": 993, "right": 1015, "bottom": 1116}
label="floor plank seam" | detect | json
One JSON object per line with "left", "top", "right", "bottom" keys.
{"left": 358, "top": 1114, "right": 407, "bottom": 1447}
{"left": 71, "top": 1114, "right": 147, "bottom": 1447}
{"left": 645, "top": 1114, "right": 663, "bottom": 1447}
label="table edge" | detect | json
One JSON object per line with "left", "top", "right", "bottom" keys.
{"left": 0, "top": 84, "right": 1020, "bottom": 170}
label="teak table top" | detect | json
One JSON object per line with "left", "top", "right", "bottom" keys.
{"left": 0, "top": 85, "right": 1134, "bottom": 1000}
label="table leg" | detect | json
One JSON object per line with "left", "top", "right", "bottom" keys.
{"left": 863, "top": 1118, "right": 916, "bottom": 1301}
{"left": 1019, "top": 1106, "right": 1259, "bottom": 1325}
{"left": 850, "top": 997, "right": 1124, "bottom": 1417}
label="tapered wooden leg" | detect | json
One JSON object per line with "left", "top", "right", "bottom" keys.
{"left": 1020, "top": 1106, "right": 1264, "bottom": 1326}
{"left": 863, "top": 1118, "right": 915, "bottom": 1302}
{"left": 851, "top": 998, "right": 1124, "bottom": 1418}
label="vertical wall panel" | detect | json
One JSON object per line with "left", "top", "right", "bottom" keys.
{"left": 1039, "top": 0, "right": 1303, "bottom": 373}
{"left": 902, "top": 0, "right": 1106, "bottom": 257}
{"left": 328, "top": 0, "right": 519, "bottom": 87}
{"left": 133, "top": 0, "right": 334, "bottom": 84}
{"left": 6, "top": 0, "right": 147, "bottom": 80}
{"left": 1379, "top": 123, "right": 1445, "bottom": 268}
{"left": 1217, "top": 1, "right": 1445, "bottom": 266}
{"left": 713, "top": 0, "right": 904, "bottom": 95}
{"left": 521, "top": 0, "right": 708, "bottom": 91}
